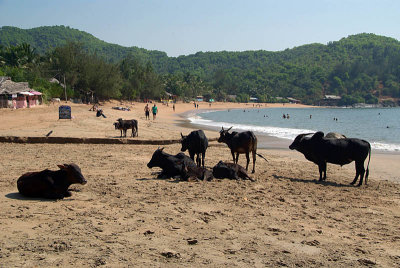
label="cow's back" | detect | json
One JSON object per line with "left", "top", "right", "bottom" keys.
{"left": 321, "top": 138, "right": 370, "bottom": 165}
{"left": 188, "top": 130, "right": 208, "bottom": 153}
{"left": 17, "top": 170, "right": 52, "bottom": 197}
{"left": 231, "top": 131, "right": 256, "bottom": 152}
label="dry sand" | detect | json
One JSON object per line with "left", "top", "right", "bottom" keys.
{"left": 0, "top": 101, "right": 399, "bottom": 267}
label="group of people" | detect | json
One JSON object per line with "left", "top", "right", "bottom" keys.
{"left": 144, "top": 103, "right": 158, "bottom": 120}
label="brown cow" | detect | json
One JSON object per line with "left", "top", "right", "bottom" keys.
{"left": 218, "top": 127, "right": 267, "bottom": 173}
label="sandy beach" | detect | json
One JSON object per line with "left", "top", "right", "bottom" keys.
{"left": 0, "top": 101, "right": 399, "bottom": 267}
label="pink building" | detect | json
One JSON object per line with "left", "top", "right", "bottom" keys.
{"left": 0, "top": 77, "right": 42, "bottom": 109}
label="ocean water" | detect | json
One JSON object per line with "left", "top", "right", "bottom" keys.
{"left": 187, "top": 107, "right": 400, "bottom": 152}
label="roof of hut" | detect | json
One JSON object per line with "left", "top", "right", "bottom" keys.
{"left": 0, "top": 78, "right": 31, "bottom": 95}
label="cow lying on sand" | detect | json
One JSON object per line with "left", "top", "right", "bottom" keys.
{"left": 17, "top": 163, "right": 87, "bottom": 199}
{"left": 147, "top": 147, "right": 197, "bottom": 179}
{"left": 212, "top": 161, "right": 254, "bottom": 181}
{"left": 180, "top": 161, "right": 213, "bottom": 181}
{"left": 289, "top": 131, "right": 371, "bottom": 186}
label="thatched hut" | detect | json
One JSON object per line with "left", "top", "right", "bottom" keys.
{"left": 0, "top": 77, "right": 42, "bottom": 109}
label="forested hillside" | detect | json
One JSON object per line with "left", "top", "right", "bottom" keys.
{"left": 0, "top": 26, "right": 167, "bottom": 63}
{"left": 1, "top": 25, "right": 399, "bottom": 105}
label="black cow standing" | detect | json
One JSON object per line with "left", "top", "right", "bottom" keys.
{"left": 114, "top": 118, "right": 138, "bottom": 137}
{"left": 180, "top": 130, "right": 208, "bottom": 167}
{"left": 289, "top": 131, "right": 371, "bottom": 186}
{"left": 147, "top": 147, "right": 197, "bottom": 178}
{"left": 17, "top": 163, "right": 87, "bottom": 199}
{"left": 218, "top": 127, "right": 267, "bottom": 173}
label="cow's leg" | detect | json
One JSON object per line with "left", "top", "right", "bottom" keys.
{"left": 355, "top": 161, "right": 365, "bottom": 186}
{"left": 196, "top": 153, "right": 201, "bottom": 167}
{"left": 231, "top": 151, "right": 236, "bottom": 163}
{"left": 124, "top": 129, "right": 127, "bottom": 137}
{"left": 350, "top": 162, "right": 360, "bottom": 185}
{"left": 190, "top": 152, "right": 195, "bottom": 162}
{"left": 120, "top": 130, "right": 123, "bottom": 138}
{"left": 245, "top": 152, "right": 250, "bottom": 172}
{"left": 235, "top": 153, "right": 239, "bottom": 164}
{"left": 251, "top": 150, "right": 256, "bottom": 173}
{"left": 201, "top": 152, "right": 205, "bottom": 168}
{"left": 317, "top": 163, "right": 325, "bottom": 181}
{"left": 322, "top": 162, "right": 327, "bottom": 181}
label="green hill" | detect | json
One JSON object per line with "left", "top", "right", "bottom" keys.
{"left": 1, "top": 26, "right": 399, "bottom": 104}
{"left": 0, "top": 25, "right": 168, "bottom": 63}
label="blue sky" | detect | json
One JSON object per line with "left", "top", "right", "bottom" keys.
{"left": 0, "top": 0, "right": 399, "bottom": 57}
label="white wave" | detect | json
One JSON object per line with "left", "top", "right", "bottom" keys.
{"left": 370, "top": 142, "right": 400, "bottom": 152}
{"left": 188, "top": 114, "right": 400, "bottom": 152}
{"left": 188, "top": 115, "right": 313, "bottom": 140}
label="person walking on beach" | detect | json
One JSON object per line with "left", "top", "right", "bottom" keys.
{"left": 144, "top": 104, "right": 150, "bottom": 120}
{"left": 173, "top": 103, "right": 175, "bottom": 112}
{"left": 152, "top": 104, "right": 158, "bottom": 120}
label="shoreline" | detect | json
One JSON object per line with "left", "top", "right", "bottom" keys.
{"left": 175, "top": 105, "right": 400, "bottom": 184}
{"left": 175, "top": 105, "right": 400, "bottom": 155}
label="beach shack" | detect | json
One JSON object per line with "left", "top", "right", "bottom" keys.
{"left": 0, "top": 77, "right": 42, "bottom": 109}
{"left": 196, "top": 95, "right": 204, "bottom": 102}
{"left": 250, "top": 97, "right": 259, "bottom": 103}
{"left": 287, "top": 97, "right": 301, "bottom": 104}
{"left": 320, "top": 95, "right": 341, "bottom": 106}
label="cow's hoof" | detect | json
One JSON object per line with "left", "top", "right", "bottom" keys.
{"left": 251, "top": 170, "right": 255, "bottom": 174}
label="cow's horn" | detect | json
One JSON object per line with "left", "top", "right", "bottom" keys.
{"left": 227, "top": 126, "right": 233, "bottom": 131}
{"left": 57, "top": 164, "right": 66, "bottom": 169}
{"left": 299, "top": 133, "right": 314, "bottom": 140}
{"left": 181, "top": 133, "right": 184, "bottom": 138}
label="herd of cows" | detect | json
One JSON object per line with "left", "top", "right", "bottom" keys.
{"left": 16, "top": 119, "right": 372, "bottom": 199}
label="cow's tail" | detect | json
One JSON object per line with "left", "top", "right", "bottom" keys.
{"left": 251, "top": 132, "right": 268, "bottom": 162}
{"left": 365, "top": 142, "right": 371, "bottom": 185}
{"left": 256, "top": 153, "right": 268, "bottom": 162}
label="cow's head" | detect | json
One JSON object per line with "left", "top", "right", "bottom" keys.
{"left": 113, "top": 122, "right": 121, "bottom": 130}
{"left": 58, "top": 163, "right": 87, "bottom": 185}
{"left": 218, "top": 126, "right": 232, "bottom": 143}
{"left": 147, "top": 147, "right": 165, "bottom": 168}
{"left": 289, "top": 132, "right": 324, "bottom": 150}
{"left": 180, "top": 133, "right": 189, "bottom": 152}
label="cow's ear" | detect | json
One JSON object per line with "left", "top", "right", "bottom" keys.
{"left": 311, "top": 131, "right": 324, "bottom": 140}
